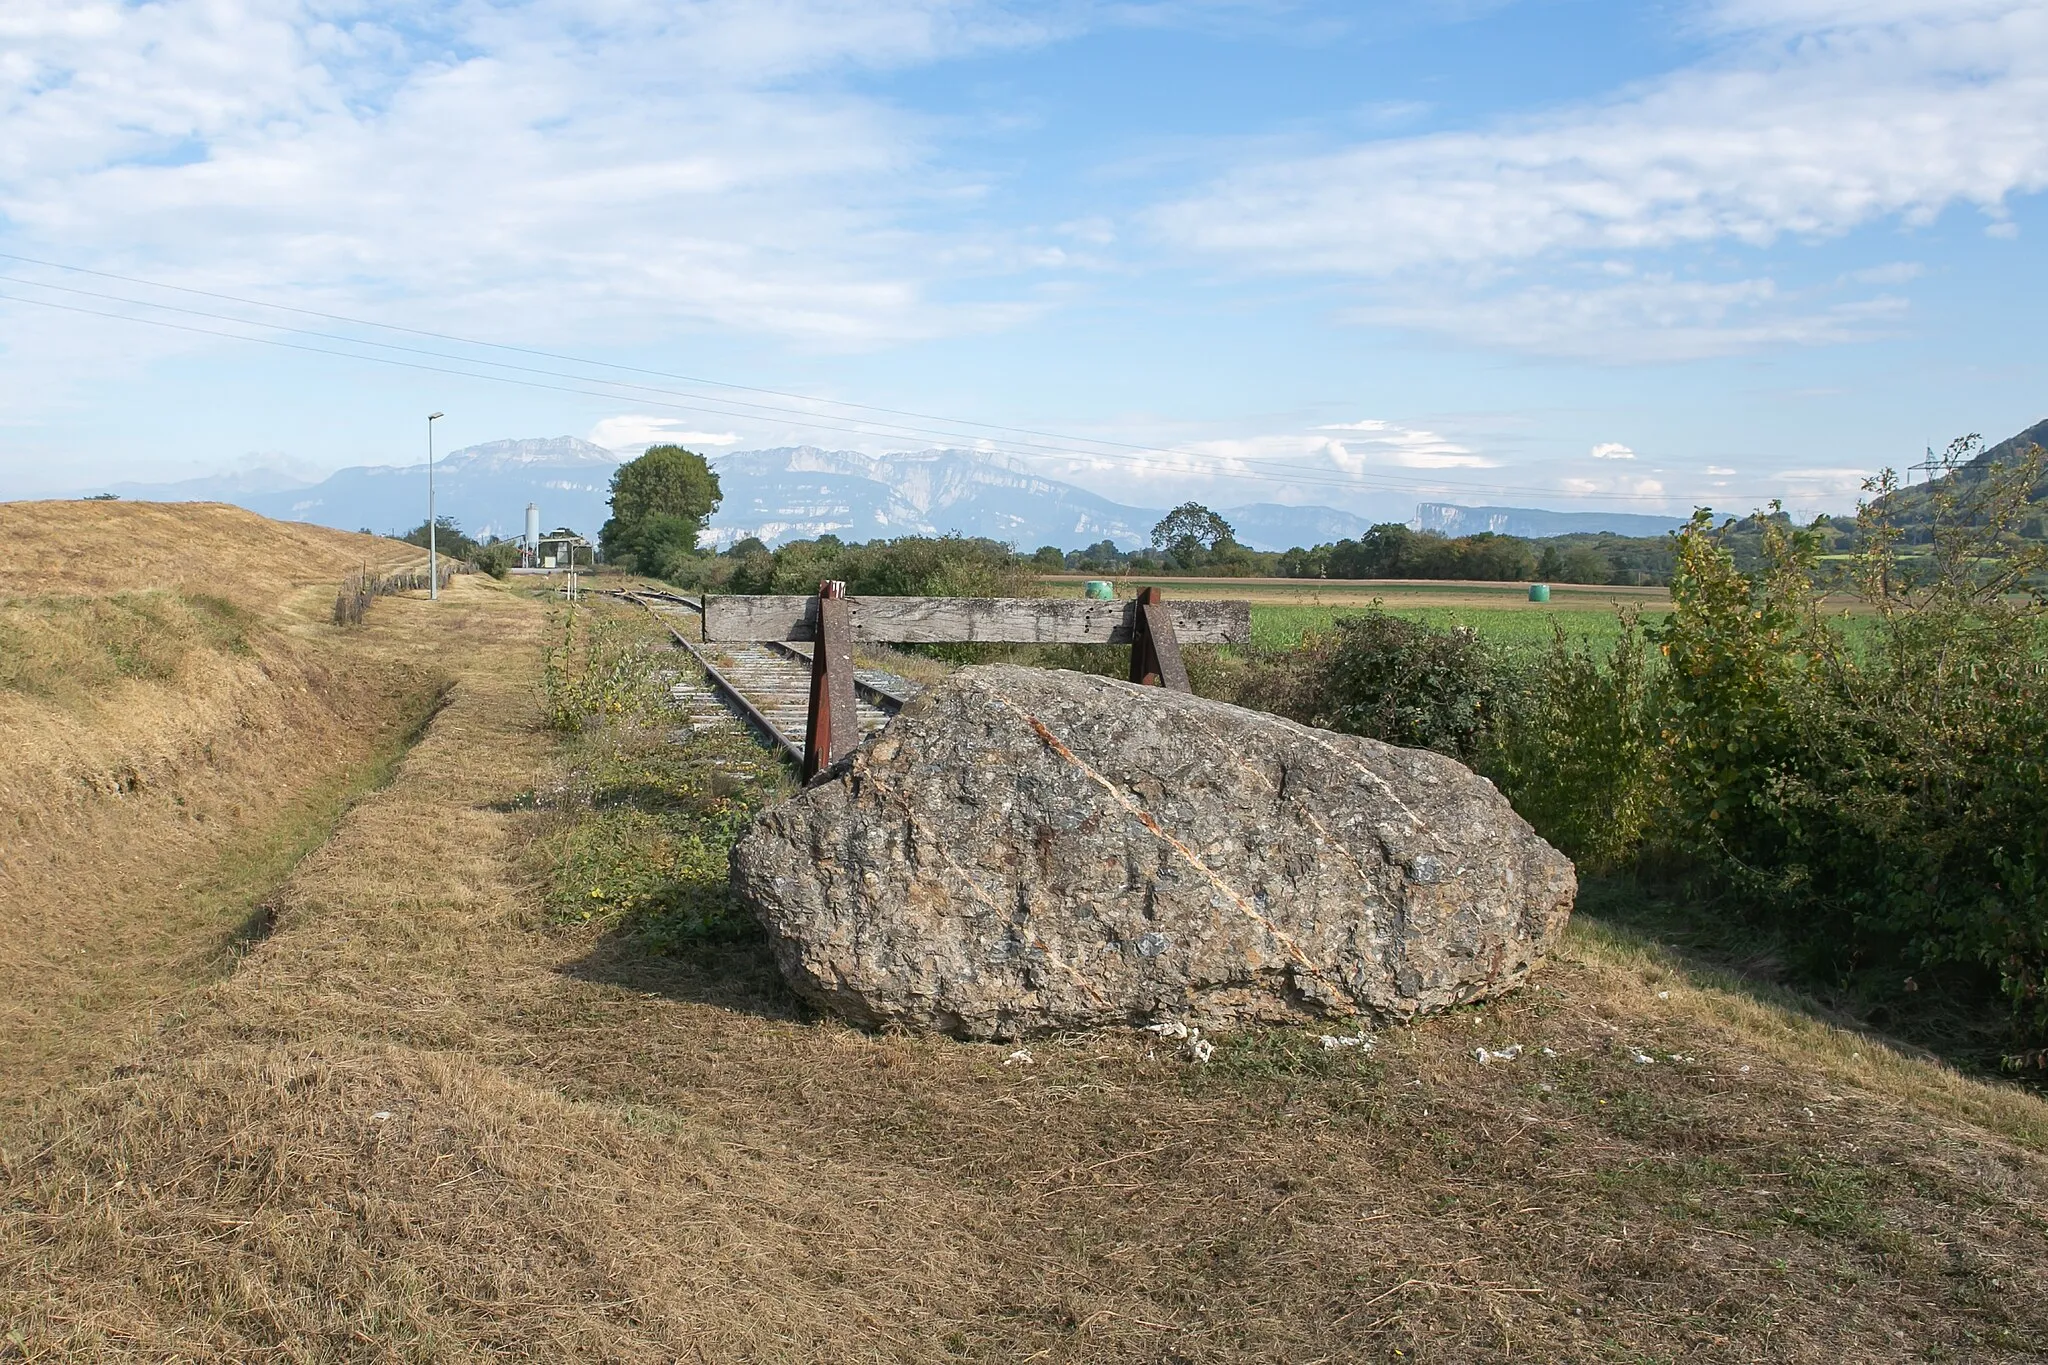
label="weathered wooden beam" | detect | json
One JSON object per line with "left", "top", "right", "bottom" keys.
{"left": 1128, "top": 586, "right": 1191, "bottom": 692}
{"left": 801, "top": 581, "right": 859, "bottom": 784}
{"left": 703, "top": 595, "right": 1250, "bottom": 645}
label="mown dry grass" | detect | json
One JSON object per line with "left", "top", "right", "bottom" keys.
{"left": 0, "top": 501, "right": 437, "bottom": 1108}
{"left": 4, "top": 551, "right": 2047, "bottom": 1362}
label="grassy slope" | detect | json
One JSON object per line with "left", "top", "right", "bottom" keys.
{"left": 0, "top": 501, "right": 437, "bottom": 1109}
{"left": 3, "top": 588, "right": 2045, "bottom": 1361}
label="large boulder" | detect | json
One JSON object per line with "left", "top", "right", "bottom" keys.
{"left": 730, "top": 665, "right": 1575, "bottom": 1040}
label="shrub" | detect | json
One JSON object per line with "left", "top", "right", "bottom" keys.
{"left": 1261, "top": 607, "right": 1501, "bottom": 763}
{"left": 539, "top": 602, "right": 663, "bottom": 732}
{"left": 1486, "top": 617, "right": 1660, "bottom": 873}
{"left": 472, "top": 541, "right": 516, "bottom": 579}
{"left": 1244, "top": 441, "right": 2048, "bottom": 1050}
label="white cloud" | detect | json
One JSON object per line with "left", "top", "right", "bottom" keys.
{"left": 1704, "top": 465, "right": 1738, "bottom": 476}
{"left": 1562, "top": 474, "right": 1668, "bottom": 499}
{"left": 1778, "top": 466, "right": 1875, "bottom": 499}
{"left": 0, "top": 0, "right": 1061, "bottom": 380}
{"left": 1008, "top": 415, "right": 1502, "bottom": 518}
{"left": 1590, "top": 442, "right": 1636, "bottom": 460}
{"left": 1151, "top": 0, "right": 2048, "bottom": 356}
{"left": 1847, "top": 262, "right": 1924, "bottom": 285}
{"left": 1158, "top": 1, "right": 2048, "bottom": 272}
{"left": 589, "top": 416, "right": 741, "bottom": 452}
{"left": 1347, "top": 274, "right": 1910, "bottom": 362}
{"left": 1310, "top": 419, "right": 1496, "bottom": 469}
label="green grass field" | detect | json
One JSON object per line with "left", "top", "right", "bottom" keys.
{"left": 1248, "top": 600, "right": 1666, "bottom": 655}
{"left": 1037, "top": 575, "right": 1676, "bottom": 657}
{"left": 1246, "top": 602, "right": 1895, "bottom": 656}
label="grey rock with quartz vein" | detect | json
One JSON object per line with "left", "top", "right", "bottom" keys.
{"left": 728, "top": 664, "right": 1576, "bottom": 1040}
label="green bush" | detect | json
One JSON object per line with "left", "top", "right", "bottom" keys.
{"left": 472, "top": 541, "right": 516, "bottom": 579}
{"left": 1487, "top": 617, "right": 1660, "bottom": 873}
{"left": 539, "top": 602, "right": 663, "bottom": 732}
{"left": 1238, "top": 439, "right": 2048, "bottom": 1049}
{"left": 1267, "top": 608, "right": 1500, "bottom": 763}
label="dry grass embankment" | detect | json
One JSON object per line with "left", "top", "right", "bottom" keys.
{"left": 4, "top": 580, "right": 2047, "bottom": 1361}
{"left": 0, "top": 500, "right": 440, "bottom": 1108}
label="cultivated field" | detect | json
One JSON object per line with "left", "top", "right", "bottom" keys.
{"left": 3, "top": 516, "right": 2046, "bottom": 1361}
{"left": 1039, "top": 575, "right": 1671, "bottom": 652}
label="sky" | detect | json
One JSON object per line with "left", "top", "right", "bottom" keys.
{"left": 2, "top": 0, "right": 2045, "bottom": 522}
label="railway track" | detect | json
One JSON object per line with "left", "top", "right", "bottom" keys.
{"left": 618, "top": 589, "right": 923, "bottom": 764}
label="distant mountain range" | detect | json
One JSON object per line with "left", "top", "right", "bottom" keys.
{"left": 698, "top": 446, "right": 1157, "bottom": 550}
{"left": 99, "top": 436, "right": 623, "bottom": 543}
{"left": 77, "top": 436, "right": 1703, "bottom": 551}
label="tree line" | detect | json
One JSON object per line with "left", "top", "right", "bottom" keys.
{"left": 1047, "top": 502, "right": 1677, "bottom": 585}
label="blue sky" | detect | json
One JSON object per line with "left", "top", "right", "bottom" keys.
{"left": 2, "top": 0, "right": 2045, "bottom": 522}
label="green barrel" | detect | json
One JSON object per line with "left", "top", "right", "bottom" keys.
{"left": 1528, "top": 583, "right": 1551, "bottom": 602}
{"left": 1084, "top": 580, "right": 1115, "bottom": 600}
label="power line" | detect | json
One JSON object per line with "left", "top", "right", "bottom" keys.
{"left": 0, "top": 256, "right": 1703, "bottom": 507}
{"left": 0, "top": 249, "right": 1255, "bottom": 463}
{"left": 5, "top": 269, "right": 1694, "bottom": 504}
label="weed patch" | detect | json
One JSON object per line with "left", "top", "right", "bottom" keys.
{"left": 529, "top": 598, "right": 789, "bottom": 947}
{"left": 533, "top": 724, "right": 786, "bottom": 946}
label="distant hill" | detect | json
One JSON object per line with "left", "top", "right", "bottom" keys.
{"left": 1870, "top": 417, "right": 2048, "bottom": 528}
{"left": 1416, "top": 502, "right": 1690, "bottom": 539}
{"left": 231, "top": 436, "right": 624, "bottom": 540}
{"left": 1218, "top": 503, "right": 1379, "bottom": 550}
{"left": 67, "top": 435, "right": 1752, "bottom": 553}
{"left": 101, "top": 465, "right": 316, "bottom": 504}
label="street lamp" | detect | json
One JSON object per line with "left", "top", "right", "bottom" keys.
{"left": 426, "top": 412, "right": 444, "bottom": 601}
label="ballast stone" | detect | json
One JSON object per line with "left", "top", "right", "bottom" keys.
{"left": 729, "top": 664, "right": 1575, "bottom": 1040}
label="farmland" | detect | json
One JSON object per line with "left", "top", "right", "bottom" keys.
{"left": 1042, "top": 575, "right": 1673, "bottom": 653}
{"left": 2, "top": 509, "right": 2046, "bottom": 1362}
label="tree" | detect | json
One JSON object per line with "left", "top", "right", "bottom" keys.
{"left": 1151, "top": 502, "right": 1235, "bottom": 568}
{"left": 399, "top": 515, "right": 480, "bottom": 562}
{"left": 600, "top": 445, "right": 722, "bottom": 573}
{"left": 1075, "top": 538, "right": 1123, "bottom": 569}
{"left": 1277, "top": 545, "right": 1329, "bottom": 579}
{"left": 1031, "top": 545, "right": 1066, "bottom": 571}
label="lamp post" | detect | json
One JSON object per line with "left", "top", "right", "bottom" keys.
{"left": 426, "top": 412, "right": 444, "bottom": 601}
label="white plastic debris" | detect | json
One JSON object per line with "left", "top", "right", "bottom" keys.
{"left": 1320, "top": 1031, "right": 1375, "bottom": 1051}
{"left": 1003, "top": 1049, "right": 1034, "bottom": 1066}
{"left": 1474, "top": 1044, "right": 1524, "bottom": 1064}
{"left": 1656, "top": 990, "right": 1671, "bottom": 1000}
{"left": 1629, "top": 1050, "right": 1656, "bottom": 1065}
{"left": 1540, "top": 1047, "right": 1558, "bottom": 1057}
{"left": 371, "top": 1111, "right": 393, "bottom": 1122}
{"left": 1142, "top": 1019, "right": 1214, "bottom": 1064}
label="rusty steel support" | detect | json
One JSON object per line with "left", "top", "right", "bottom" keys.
{"left": 1127, "top": 585, "right": 1190, "bottom": 692}
{"left": 801, "top": 579, "right": 860, "bottom": 782}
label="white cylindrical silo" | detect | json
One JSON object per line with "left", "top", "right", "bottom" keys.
{"left": 524, "top": 503, "right": 541, "bottom": 550}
